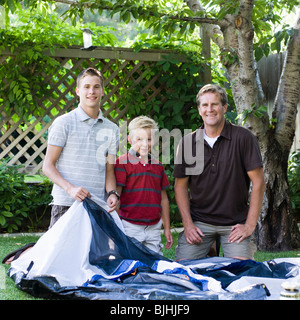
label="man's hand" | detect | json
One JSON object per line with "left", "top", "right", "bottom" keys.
{"left": 229, "top": 223, "right": 254, "bottom": 243}
{"left": 67, "top": 185, "right": 91, "bottom": 202}
{"left": 184, "top": 223, "right": 205, "bottom": 244}
{"left": 106, "top": 194, "right": 119, "bottom": 212}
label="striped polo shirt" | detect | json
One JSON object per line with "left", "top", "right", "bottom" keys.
{"left": 114, "top": 148, "right": 170, "bottom": 225}
{"left": 47, "top": 106, "right": 119, "bottom": 206}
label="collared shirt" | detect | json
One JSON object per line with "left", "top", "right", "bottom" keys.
{"left": 173, "top": 121, "right": 263, "bottom": 226}
{"left": 114, "top": 148, "right": 170, "bottom": 225}
{"left": 47, "top": 106, "right": 119, "bottom": 206}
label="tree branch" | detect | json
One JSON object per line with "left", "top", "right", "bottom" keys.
{"left": 50, "top": 0, "right": 219, "bottom": 25}
{"left": 53, "top": 0, "right": 77, "bottom": 4}
{"left": 274, "top": 12, "right": 300, "bottom": 153}
{"left": 184, "top": 0, "right": 225, "bottom": 50}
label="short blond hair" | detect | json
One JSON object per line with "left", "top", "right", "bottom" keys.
{"left": 128, "top": 116, "right": 158, "bottom": 137}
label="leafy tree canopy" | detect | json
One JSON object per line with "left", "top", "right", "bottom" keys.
{"left": 0, "top": 0, "right": 299, "bottom": 120}
{"left": 1, "top": 0, "right": 299, "bottom": 56}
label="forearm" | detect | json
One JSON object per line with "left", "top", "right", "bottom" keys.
{"left": 174, "top": 181, "right": 193, "bottom": 227}
{"left": 160, "top": 190, "right": 170, "bottom": 230}
{"left": 246, "top": 180, "right": 266, "bottom": 231}
{"left": 105, "top": 163, "right": 117, "bottom": 193}
{"left": 43, "top": 160, "right": 74, "bottom": 193}
{"left": 174, "top": 178, "right": 204, "bottom": 244}
{"left": 43, "top": 144, "right": 92, "bottom": 202}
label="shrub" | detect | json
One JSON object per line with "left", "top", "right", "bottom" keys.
{"left": 0, "top": 159, "right": 52, "bottom": 232}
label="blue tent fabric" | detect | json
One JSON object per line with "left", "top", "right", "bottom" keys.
{"left": 186, "top": 259, "right": 298, "bottom": 289}
{"left": 7, "top": 198, "right": 300, "bottom": 300}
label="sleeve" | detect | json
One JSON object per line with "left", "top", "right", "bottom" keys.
{"left": 161, "top": 168, "right": 170, "bottom": 190}
{"left": 173, "top": 136, "right": 188, "bottom": 178}
{"left": 241, "top": 130, "right": 263, "bottom": 172}
{"left": 107, "top": 125, "right": 120, "bottom": 156}
{"left": 47, "top": 116, "right": 68, "bottom": 148}
{"left": 114, "top": 157, "right": 127, "bottom": 187}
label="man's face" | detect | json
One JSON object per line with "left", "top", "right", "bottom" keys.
{"left": 76, "top": 75, "right": 104, "bottom": 109}
{"left": 198, "top": 92, "right": 227, "bottom": 128}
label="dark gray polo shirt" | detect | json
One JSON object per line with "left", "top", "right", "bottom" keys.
{"left": 173, "top": 121, "right": 263, "bottom": 226}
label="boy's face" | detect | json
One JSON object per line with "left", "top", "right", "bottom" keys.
{"left": 76, "top": 75, "right": 104, "bottom": 109}
{"left": 128, "top": 128, "right": 152, "bottom": 158}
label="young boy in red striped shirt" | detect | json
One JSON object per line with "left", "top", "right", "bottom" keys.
{"left": 114, "top": 116, "right": 173, "bottom": 254}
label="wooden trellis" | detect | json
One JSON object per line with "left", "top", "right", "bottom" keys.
{"left": 0, "top": 46, "right": 178, "bottom": 174}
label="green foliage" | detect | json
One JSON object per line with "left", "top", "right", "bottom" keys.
{"left": 235, "top": 104, "right": 268, "bottom": 125}
{"left": 0, "top": 159, "right": 52, "bottom": 232}
{"left": 0, "top": 6, "right": 119, "bottom": 121}
{"left": 288, "top": 149, "right": 300, "bottom": 219}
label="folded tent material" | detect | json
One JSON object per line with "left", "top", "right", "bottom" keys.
{"left": 7, "top": 197, "right": 300, "bottom": 300}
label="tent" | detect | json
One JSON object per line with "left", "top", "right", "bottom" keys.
{"left": 8, "top": 197, "right": 300, "bottom": 300}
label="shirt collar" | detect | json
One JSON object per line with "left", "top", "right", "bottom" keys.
{"left": 128, "top": 147, "right": 158, "bottom": 164}
{"left": 200, "top": 120, "right": 231, "bottom": 141}
{"left": 77, "top": 105, "right": 104, "bottom": 123}
{"left": 219, "top": 120, "right": 231, "bottom": 140}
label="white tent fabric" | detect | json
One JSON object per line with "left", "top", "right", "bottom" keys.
{"left": 227, "top": 260, "right": 300, "bottom": 300}
{"left": 11, "top": 197, "right": 125, "bottom": 287}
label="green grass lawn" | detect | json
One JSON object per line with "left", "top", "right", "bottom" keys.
{"left": 1, "top": 233, "right": 299, "bottom": 300}
{"left": 0, "top": 235, "right": 42, "bottom": 300}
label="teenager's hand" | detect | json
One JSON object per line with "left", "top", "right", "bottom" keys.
{"left": 67, "top": 186, "right": 91, "bottom": 202}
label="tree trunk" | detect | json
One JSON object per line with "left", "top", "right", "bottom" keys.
{"left": 257, "top": 132, "right": 300, "bottom": 250}
{"left": 256, "top": 13, "right": 300, "bottom": 251}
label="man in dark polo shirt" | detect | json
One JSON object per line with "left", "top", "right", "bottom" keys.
{"left": 174, "top": 84, "right": 266, "bottom": 260}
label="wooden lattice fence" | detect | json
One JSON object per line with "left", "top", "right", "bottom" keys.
{"left": 0, "top": 46, "right": 181, "bottom": 174}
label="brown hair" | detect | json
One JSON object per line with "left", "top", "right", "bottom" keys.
{"left": 196, "top": 84, "right": 228, "bottom": 107}
{"left": 76, "top": 67, "right": 104, "bottom": 88}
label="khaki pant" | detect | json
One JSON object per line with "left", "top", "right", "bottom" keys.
{"left": 121, "top": 219, "right": 163, "bottom": 255}
{"left": 175, "top": 221, "right": 255, "bottom": 260}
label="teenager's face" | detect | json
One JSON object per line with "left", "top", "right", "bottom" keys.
{"left": 76, "top": 75, "right": 104, "bottom": 109}
{"left": 198, "top": 92, "right": 227, "bottom": 128}
{"left": 128, "top": 128, "right": 152, "bottom": 157}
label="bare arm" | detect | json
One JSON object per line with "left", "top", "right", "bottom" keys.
{"left": 161, "top": 189, "right": 173, "bottom": 249}
{"left": 174, "top": 177, "right": 204, "bottom": 244}
{"left": 105, "top": 154, "right": 119, "bottom": 212}
{"left": 229, "top": 166, "right": 266, "bottom": 243}
{"left": 42, "top": 144, "right": 91, "bottom": 202}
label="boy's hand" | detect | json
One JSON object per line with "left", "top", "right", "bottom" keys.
{"left": 164, "top": 229, "right": 174, "bottom": 249}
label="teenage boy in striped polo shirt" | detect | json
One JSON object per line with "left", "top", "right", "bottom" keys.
{"left": 43, "top": 68, "right": 120, "bottom": 227}
{"left": 114, "top": 116, "right": 173, "bottom": 254}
